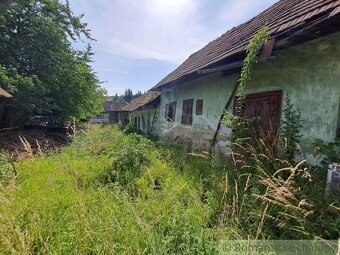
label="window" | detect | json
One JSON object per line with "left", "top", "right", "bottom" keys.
{"left": 165, "top": 101, "right": 176, "bottom": 122}
{"left": 196, "top": 99, "right": 203, "bottom": 115}
{"left": 182, "top": 99, "right": 194, "bottom": 125}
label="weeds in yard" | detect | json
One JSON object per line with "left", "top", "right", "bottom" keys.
{"left": 219, "top": 135, "right": 340, "bottom": 240}
{"left": 0, "top": 124, "right": 338, "bottom": 254}
{"left": 0, "top": 125, "right": 225, "bottom": 254}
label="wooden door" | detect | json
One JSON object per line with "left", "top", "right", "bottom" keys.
{"left": 234, "top": 90, "right": 283, "bottom": 137}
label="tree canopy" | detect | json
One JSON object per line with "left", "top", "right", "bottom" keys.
{"left": 123, "top": 89, "right": 142, "bottom": 102}
{"left": 0, "top": 0, "right": 105, "bottom": 123}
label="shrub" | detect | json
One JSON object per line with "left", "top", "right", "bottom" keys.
{"left": 122, "top": 122, "right": 141, "bottom": 135}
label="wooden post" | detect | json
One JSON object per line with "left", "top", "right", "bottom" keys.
{"left": 210, "top": 80, "right": 240, "bottom": 153}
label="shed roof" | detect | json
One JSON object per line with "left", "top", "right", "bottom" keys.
{"left": 153, "top": 0, "right": 340, "bottom": 89}
{"left": 103, "top": 100, "right": 128, "bottom": 112}
{"left": 122, "top": 91, "right": 161, "bottom": 112}
{"left": 0, "top": 87, "right": 12, "bottom": 98}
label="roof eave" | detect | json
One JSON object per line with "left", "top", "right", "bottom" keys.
{"left": 154, "top": 12, "right": 340, "bottom": 90}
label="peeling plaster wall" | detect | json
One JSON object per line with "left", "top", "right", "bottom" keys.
{"left": 157, "top": 32, "right": 340, "bottom": 152}
{"left": 129, "top": 105, "right": 160, "bottom": 136}
{"left": 157, "top": 73, "right": 237, "bottom": 150}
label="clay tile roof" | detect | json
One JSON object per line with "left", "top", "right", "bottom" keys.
{"left": 0, "top": 87, "right": 12, "bottom": 98}
{"left": 122, "top": 91, "right": 161, "bottom": 112}
{"left": 153, "top": 0, "right": 340, "bottom": 89}
{"left": 103, "top": 100, "right": 128, "bottom": 112}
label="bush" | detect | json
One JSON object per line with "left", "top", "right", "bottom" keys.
{"left": 122, "top": 122, "right": 141, "bottom": 135}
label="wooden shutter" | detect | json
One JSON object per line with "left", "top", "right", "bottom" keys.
{"left": 233, "top": 90, "right": 283, "bottom": 135}
{"left": 182, "top": 99, "right": 193, "bottom": 124}
{"left": 165, "top": 102, "right": 176, "bottom": 122}
{"left": 196, "top": 99, "right": 203, "bottom": 115}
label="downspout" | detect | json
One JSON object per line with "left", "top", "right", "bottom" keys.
{"left": 210, "top": 78, "right": 240, "bottom": 153}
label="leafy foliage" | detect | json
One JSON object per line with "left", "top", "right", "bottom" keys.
{"left": 122, "top": 122, "right": 142, "bottom": 135}
{"left": 280, "top": 95, "right": 303, "bottom": 162}
{"left": 237, "top": 26, "right": 269, "bottom": 99}
{"left": 313, "top": 138, "right": 340, "bottom": 165}
{"left": 0, "top": 0, "right": 105, "bottom": 122}
{"left": 223, "top": 27, "right": 269, "bottom": 142}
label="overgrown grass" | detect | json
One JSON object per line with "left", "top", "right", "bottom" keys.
{"left": 221, "top": 137, "right": 340, "bottom": 240}
{"left": 0, "top": 125, "right": 339, "bottom": 254}
{"left": 0, "top": 125, "right": 227, "bottom": 254}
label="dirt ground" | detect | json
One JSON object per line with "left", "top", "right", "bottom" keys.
{"left": 0, "top": 128, "right": 69, "bottom": 160}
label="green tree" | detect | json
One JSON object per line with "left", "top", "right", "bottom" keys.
{"left": 0, "top": 0, "right": 105, "bottom": 122}
{"left": 123, "top": 89, "right": 134, "bottom": 102}
{"left": 134, "top": 90, "right": 143, "bottom": 99}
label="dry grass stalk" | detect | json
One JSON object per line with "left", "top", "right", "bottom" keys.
{"left": 19, "top": 136, "right": 33, "bottom": 158}
{"left": 35, "top": 140, "right": 44, "bottom": 158}
{"left": 256, "top": 203, "right": 269, "bottom": 239}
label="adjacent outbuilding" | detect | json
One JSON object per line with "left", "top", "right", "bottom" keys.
{"left": 122, "top": 91, "right": 161, "bottom": 135}
{"left": 90, "top": 100, "right": 129, "bottom": 124}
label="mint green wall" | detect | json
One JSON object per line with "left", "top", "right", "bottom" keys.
{"left": 249, "top": 31, "right": 340, "bottom": 148}
{"left": 158, "top": 73, "right": 238, "bottom": 136}
{"left": 129, "top": 105, "right": 160, "bottom": 135}
{"left": 157, "top": 32, "right": 340, "bottom": 150}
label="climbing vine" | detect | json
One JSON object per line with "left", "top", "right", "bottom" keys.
{"left": 237, "top": 26, "right": 269, "bottom": 100}
{"left": 223, "top": 26, "right": 269, "bottom": 140}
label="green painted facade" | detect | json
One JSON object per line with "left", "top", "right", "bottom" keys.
{"left": 129, "top": 105, "right": 159, "bottom": 135}
{"left": 154, "top": 32, "right": 340, "bottom": 151}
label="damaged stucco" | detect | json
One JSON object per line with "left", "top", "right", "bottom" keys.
{"left": 129, "top": 105, "right": 160, "bottom": 135}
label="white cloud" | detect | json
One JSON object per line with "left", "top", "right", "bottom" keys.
{"left": 69, "top": 0, "right": 277, "bottom": 64}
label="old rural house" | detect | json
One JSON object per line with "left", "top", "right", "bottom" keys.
{"left": 0, "top": 87, "right": 12, "bottom": 128}
{"left": 127, "top": 0, "right": 340, "bottom": 153}
{"left": 90, "top": 100, "right": 128, "bottom": 124}
{"left": 122, "top": 91, "right": 160, "bottom": 135}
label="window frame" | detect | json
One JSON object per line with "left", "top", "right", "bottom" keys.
{"left": 165, "top": 101, "right": 176, "bottom": 122}
{"left": 181, "top": 99, "right": 194, "bottom": 125}
{"left": 196, "top": 99, "right": 203, "bottom": 115}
